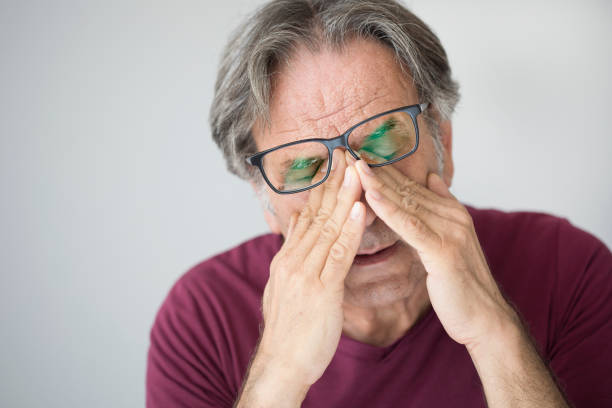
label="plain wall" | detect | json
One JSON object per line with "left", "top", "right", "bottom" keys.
{"left": 1, "top": 0, "right": 610, "bottom": 407}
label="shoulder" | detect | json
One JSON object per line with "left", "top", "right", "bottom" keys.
{"left": 464, "top": 204, "right": 612, "bottom": 352}
{"left": 174, "top": 233, "right": 283, "bottom": 297}
{"left": 146, "top": 233, "right": 284, "bottom": 406}
{"left": 466, "top": 205, "right": 564, "bottom": 243}
{"left": 149, "top": 232, "right": 283, "bottom": 354}
{"left": 464, "top": 204, "right": 607, "bottom": 267}
{"left": 155, "top": 233, "right": 283, "bottom": 324}
{"left": 463, "top": 204, "right": 612, "bottom": 313}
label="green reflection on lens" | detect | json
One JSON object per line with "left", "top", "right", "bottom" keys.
{"left": 358, "top": 119, "right": 401, "bottom": 162}
{"left": 283, "top": 157, "right": 324, "bottom": 190}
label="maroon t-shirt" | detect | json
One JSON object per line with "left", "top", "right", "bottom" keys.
{"left": 146, "top": 206, "right": 612, "bottom": 407}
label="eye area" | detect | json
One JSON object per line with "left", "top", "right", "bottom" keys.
{"left": 281, "top": 156, "right": 326, "bottom": 190}
{"left": 354, "top": 118, "right": 402, "bottom": 163}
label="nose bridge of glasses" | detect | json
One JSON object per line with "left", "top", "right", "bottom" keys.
{"left": 323, "top": 135, "right": 351, "bottom": 169}
{"left": 327, "top": 134, "right": 347, "bottom": 151}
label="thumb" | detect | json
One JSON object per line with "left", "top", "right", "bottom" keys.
{"left": 427, "top": 173, "right": 454, "bottom": 199}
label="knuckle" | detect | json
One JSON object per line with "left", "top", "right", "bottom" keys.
{"left": 388, "top": 200, "right": 405, "bottom": 218}
{"left": 455, "top": 207, "right": 474, "bottom": 227}
{"left": 404, "top": 212, "right": 421, "bottom": 231}
{"left": 314, "top": 207, "right": 332, "bottom": 225}
{"left": 299, "top": 205, "right": 313, "bottom": 220}
{"left": 400, "top": 194, "right": 420, "bottom": 213}
{"left": 396, "top": 178, "right": 416, "bottom": 191}
{"left": 321, "top": 218, "right": 340, "bottom": 240}
{"left": 449, "top": 224, "right": 470, "bottom": 242}
{"left": 396, "top": 182, "right": 417, "bottom": 201}
{"left": 329, "top": 240, "right": 349, "bottom": 263}
{"left": 401, "top": 211, "right": 428, "bottom": 237}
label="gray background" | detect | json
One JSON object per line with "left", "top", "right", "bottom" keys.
{"left": 1, "top": 0, "right": 611, "bottom": 407}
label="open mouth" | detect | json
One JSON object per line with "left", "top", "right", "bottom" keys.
{"left": 353, "top": 241, "right": 400, "bottom": 266}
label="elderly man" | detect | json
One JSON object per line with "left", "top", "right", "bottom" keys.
{"left": 146, "top": 1, "right": 612, "bottom": 407}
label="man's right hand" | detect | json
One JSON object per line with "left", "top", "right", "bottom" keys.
{"left": 238, "top": 154, "right": 365, "bottom": 406}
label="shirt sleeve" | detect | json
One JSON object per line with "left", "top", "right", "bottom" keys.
{"left": 146, "top": 275, "right": 236, "bottom": 408}
{"left": 549, "top": 219, "right": 612, "bottom": 407}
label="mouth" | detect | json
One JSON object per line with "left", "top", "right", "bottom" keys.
{"left": 353, "top": 241, "right": 400, "bottom": 266}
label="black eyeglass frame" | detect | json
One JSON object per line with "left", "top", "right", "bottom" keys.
{"left": 245, "top": 102, "right": 429, "bottom": 194}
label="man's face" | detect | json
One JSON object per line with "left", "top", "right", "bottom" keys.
{"left": 252, "top": 38, "right": 454, "bottom": 308}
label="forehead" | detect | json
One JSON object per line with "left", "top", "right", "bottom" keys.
{"left": 254, "top": 37, "right": 419, "bottom": 151}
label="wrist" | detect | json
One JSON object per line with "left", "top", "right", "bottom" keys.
{"left": 464, "top": 307, "right": 570, "bottom": 407}
{"left": 238, "top": 349, "right": 311, "bottom": 408}
{"left": 466, "top": 306, "right": 524, "bottom": 359}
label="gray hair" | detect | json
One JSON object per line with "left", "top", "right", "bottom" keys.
{"left": 209, "top": 0, "right": 460, "bottom": 184}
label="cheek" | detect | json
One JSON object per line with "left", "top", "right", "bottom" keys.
{"left": 270, "top": 193, "right": 311, "bottom": 232}
{"left": 391, "top": 134, "right": 439, "bottom": 184}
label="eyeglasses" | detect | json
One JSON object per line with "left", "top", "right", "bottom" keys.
{"left": 246, "top": 103, "right": 429, "bottom": 194}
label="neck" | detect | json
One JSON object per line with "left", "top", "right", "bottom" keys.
{"left": 341, "top": 278, "right": 430, "bottom": 347}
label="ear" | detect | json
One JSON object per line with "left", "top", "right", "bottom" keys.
{"left": 249, "top": 180, "right": 282, "bottom": 234}
{"left": 439, "top": 119, "right": 454, "bottom": 188}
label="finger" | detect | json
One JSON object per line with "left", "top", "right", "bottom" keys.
{"left": 364, "top": 188, "right": 440, "bottom": 253}
{"left": 317, "top": 154, "right": 347, "bottom": 218}
{"left": 353, "top": 161, "right": 447, "bottom": 241}
{"left": 296, "top": 154, "right": 348, "bottom": 254}
{"left": 427, "top": 172, "right": 455, "bottom": 199}
{"left": 285, "top": 212, "right": 299, "bottom": 240}
{"left": 355, "top": 160, "right": 460, "bottom": 224}
{"left": 306, "top": 164, "right": 363, "bottom": 273}
{"left": 354, "top": 160, "right": 434, "bottom": 219}
{"left": 285, "top": 165, "right": 329, "bottom": 246}
{"left": 376, "top": 164, "right": 448, "bottom": 205}
{"left": 319, "top": 201, "right": 366, "bottom": 286}
{"left": 344, "top": 149, "right": 357, "bottom": 166}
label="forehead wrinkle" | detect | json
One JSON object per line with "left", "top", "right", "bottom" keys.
{"left": 294, "top": 91, "right": 392, "bottom": 138}
{"left": 304, "top": 92, "right": 389, "bottom": 126}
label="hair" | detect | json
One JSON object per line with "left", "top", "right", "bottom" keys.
{"left": 209, "top": 0, "right": 460, "bottom": 189}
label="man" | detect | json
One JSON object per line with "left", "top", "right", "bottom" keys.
{"left": 146, "top": 1, "right": 612, "bottom": 407}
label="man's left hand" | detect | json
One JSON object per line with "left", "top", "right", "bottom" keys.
{"left": 354, "top": 159, "right": 521, "bottom": 349}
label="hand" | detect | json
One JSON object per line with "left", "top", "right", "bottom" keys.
{"left": 353, "top": 160, "right": 519, "bottom": 348}
{"left": 258, "top": 156, "right": 366, "bottom": 387}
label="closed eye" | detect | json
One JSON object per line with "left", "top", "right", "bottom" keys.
{"left": 281, "top": 157, "right": 325, "bottom": 189}
{"left": 358, "top": 119, "right": 400, "bottom": 161}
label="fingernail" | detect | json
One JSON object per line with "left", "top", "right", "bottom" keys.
{"left": 358, "top": 160, "right": 374, "bottom": 175}
{"left": 343, "top": 166, "right": 352, "bottom": 187}
{"left": 345, "top": 150, "right": 356, "bottom": 165}
{"left": 328, "top": 161, "right": 335, "bottom": 173}
{"left": 331, "top": 156, "right": 340, "bottom": 172}
{"left": 350, "top": 202, "right": 362, "bottom": 219}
